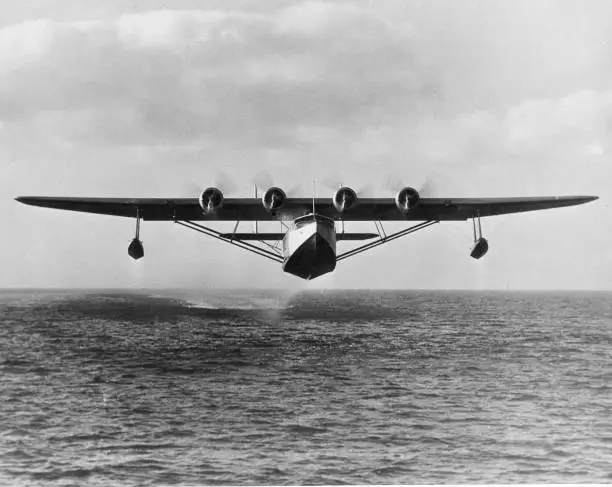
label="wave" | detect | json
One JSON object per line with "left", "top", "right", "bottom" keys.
{"left": 146, "top": 289, "right": 297, "bottom": 311}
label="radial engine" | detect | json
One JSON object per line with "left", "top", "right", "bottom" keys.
{"left": 199, "top": 187, "right": 224, "bottom": 214}
{"left": 261, "top": 187, "right": 287, "bottom": 213}
{"left": 332, "top": 186, "right": 357, "bottom": 213}
{"left": 395, "top": 187, "right": 420, "bottom": 213}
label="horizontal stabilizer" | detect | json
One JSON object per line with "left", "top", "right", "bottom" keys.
{"left": 220, "top": 233, "right": 284, "bottom": 241}
{"left": 219, "top": 232, "right": 379, "bottom": 241}
{"left": 337, "top": 233, "right": 379, "bottom": 241}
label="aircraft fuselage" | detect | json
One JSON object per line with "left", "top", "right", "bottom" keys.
{"left": 282, "top": 214, "right": 336, "bottom": 280}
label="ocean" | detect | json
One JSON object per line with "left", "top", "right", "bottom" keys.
{"left": 1, "top": 289, "right": 611, "bottom": 485}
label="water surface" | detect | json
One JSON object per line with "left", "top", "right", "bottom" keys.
{"left": 1, "top": 289, "right": 611, "bottom": 484}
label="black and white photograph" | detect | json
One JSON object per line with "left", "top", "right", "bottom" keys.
{"left": 1, "top": 0, "right": 610, "bottom": 484}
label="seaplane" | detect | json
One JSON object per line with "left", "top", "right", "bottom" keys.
{"left": 16, "top": 186, "right": 597, "bottom": 280}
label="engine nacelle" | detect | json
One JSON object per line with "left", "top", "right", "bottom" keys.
{"left": 333, "top": 186, "right": 357, "bottom": 213}
{"left": 395, "top": 186, "right": 420, "bottom": 213}
{"left": 199, "top": 187, "right": 224, "bottom": 214}
{"left": 470, "top": 237, "right": 489, "bottom": 259}
{"left": 261, "top": 187, "right": 287, "bottom": 213}
{"left": 128, "top": 238, "right": 144, "bottom": 260}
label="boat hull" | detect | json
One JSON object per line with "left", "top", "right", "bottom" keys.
{"left": 282, "top": 216, "right": 336, "bottom": 280}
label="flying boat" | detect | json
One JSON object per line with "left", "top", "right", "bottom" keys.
{"left": 15, "top": 186, "right": 598, "bottom": 280}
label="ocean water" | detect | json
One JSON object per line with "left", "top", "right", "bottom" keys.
{"left": 1, "top": 289, "right": 612, "bottom": 485}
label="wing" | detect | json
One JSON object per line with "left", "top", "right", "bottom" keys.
{"left": 342, "top": 195, "right": 599, "bottom": 221}
{"left": 15, "top": 195, "right": 597, "bottom": 221}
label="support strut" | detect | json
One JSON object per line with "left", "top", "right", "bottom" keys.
{"left": 337, "top": 219, "right": 439, "bottom": 262}
{"left": 470, "top": 210, "right": 489, "bottom": 259}
{"left": 374, "top": 220, "right": 387, "bottom": 239}
{"left": 230, "top": 220, "right": 240, "bottom": 241}
{"left": 175, "top": 220, "right": 283, "bottom": 263}
{"left": 135, "top": 212, "right": 141, "bottom": 239}
{"left": 128, "top": 209, "right": 144, "bottom": 260}
{"left": 472, "top": 209, "right": 483, "bottom": 241}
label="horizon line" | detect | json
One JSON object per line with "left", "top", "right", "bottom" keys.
{"left": 1, "top": 286, "right": 611, "bottom": 293}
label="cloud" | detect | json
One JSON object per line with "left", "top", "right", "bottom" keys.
{"left": 501, "top": 90, "right": 612, "bottom": 159}
{"left": 402, "top": 89, "right": 612, "bottom": 171}
{"left": 0, "top": 5, "right": 431, "bottom": 151}
{"left": 1, "top": 2, "right": 610, "bottom": 172}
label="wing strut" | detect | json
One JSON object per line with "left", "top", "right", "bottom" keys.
{"left": 470, "top": 210, "right": 489, "bottom": 259}
{"left": 230, "top": 220, "right": 240, "bottom": 241}
{"left": 374, "top": 220, "right": 387, "bottom": 239}
{"left": 336, "top": 220, "right": 439, "bottom": 262}
{"left": 175, "top": 220, "right": 283, "bottom": 263}
{"left": 135, "top": 209, "right": 141, "bottom": 239}
{"left": 128, "top": 209, "right": 144, "bottom": 260}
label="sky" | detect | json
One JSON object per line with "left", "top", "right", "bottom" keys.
{"left": 1, "top": 0, "right": 610, "bottom": 290}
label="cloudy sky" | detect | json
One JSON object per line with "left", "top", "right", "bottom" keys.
{"left": 2, "top": 0, "right": 610, "bottom": 290}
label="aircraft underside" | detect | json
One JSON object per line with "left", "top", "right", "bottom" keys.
{"left": 173, "top": 212, "right": 443, "bottom": 280}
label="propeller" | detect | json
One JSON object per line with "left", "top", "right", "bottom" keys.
{"left": 252, "top": 170, "right": 301, "bottom": 196}
{"left": 181, "top": 170, "right": 238, "bottom": 197}
{"left": 383, "top": 171, "right": 436, "bottom": 197}
{"left": 214, "top": 170, "right": 238, "bottom": 195}
{"left": 321, "top": 174, "right": 375, "bottom": 197}
{"left": 382, "top": 172, "right": 404, "bottom": 193}
{"left": 253, "top": 170, "right": 274, "bottom": 193}
{"left": 417, "top": 177, "right": 436, "bottom": 198}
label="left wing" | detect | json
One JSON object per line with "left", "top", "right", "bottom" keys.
{"left": 15, "top": 195, "right": 597, "bottom": 221}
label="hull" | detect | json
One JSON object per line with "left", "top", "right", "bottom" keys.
{"left": 282, "top": 215, "right": 336, "bottom": 280}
